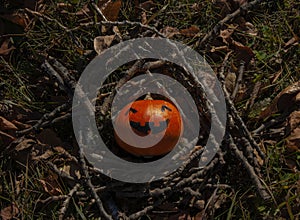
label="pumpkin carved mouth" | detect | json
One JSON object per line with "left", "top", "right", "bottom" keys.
{"left": 130, "top": 119, "right": 170, "bottom": 135}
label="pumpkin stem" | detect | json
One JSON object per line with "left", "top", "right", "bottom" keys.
{"left": 144, "top": 92, "right": 153, "bottom": 100}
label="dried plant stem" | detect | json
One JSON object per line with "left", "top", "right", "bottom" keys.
{"left": 59, "top": 184, "right": 80, "bottom": 220}
{"left": 75, "top": 20, "right": 166, "bottom": 38}
{"left": 198, "top": 0, "right": 263, "bottom": 48}
{"left": 231, "top": 60, "right": 245, "bottom": 99}
{"left": 79, "top": 147, "right": 112, "bottom": 220}
{"left": 228, "top": 135, "right": 271, "bottom": 200}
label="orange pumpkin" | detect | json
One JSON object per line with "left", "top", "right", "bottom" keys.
{"left": 114, "top": 99, "right": 183, "bottom": 156}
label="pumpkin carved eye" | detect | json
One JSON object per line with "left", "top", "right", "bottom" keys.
{"left": 129, "top": 108, "right": 138, "bottom": 114}
{"left": 114, "top": 99, "right": 183, "bottom": 156}
{"left": 161, "top": 105, "right": 172, "bottom": 112}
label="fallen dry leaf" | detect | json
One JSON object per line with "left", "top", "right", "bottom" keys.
{"left": 286, "top": 111, "right": 300, "bottom": 152}
{"left": 98, "top": 0, "right": 122, "bottom": 21}
{"left": 0, "top": 130, "right": 16, "bottom": 150}
{"left": 217, "top": 0, "right": 245, "bottom": 17}
{"left": 161, "top": 26, "right": 180, "bottom": 38}
{"left": 39, "top": 173, "right": 63, "bottom": 196}
{"left": 0, "top": 12, "right": 29, "bottom": 28}
{"left": 139, "top": 0, "right": 156, "bottom": 11}
{"left": 32, "top": 149, "right": 54, "bottom": 160}
{"left": 36, "top": 128, "right": 64, "bottom": 147}
{"left": 225, "top": 72, "right": 236, "bottom": 93}
{"left": 284, "top": 35, "right": 299, "bottom": 49}
{"left": 167, "top": 212, "right": 192, "bottom": 220}
{"left": 193, "top": 200, "right": 205, "bottom": 210}
{"left": 0, "top": 204, "right": 19, "bottom": 220}
{"left": 253, "top": 148, "right": 264, "bottom": 166}
{"left": 7, "top": 137, "right": 52, "bottom": 167}
{"left": 180, "top": 25, "right": 200, "bottom": 37}
{"left": 219, "top": 28, "right": 235, "bottom": 44}
{"left": 94, "top": 35, "right": 115, "bottom": 55}
{"left": 285, "top": 158, "right": 298, "bottom": 173}
{"left": 260, "top": 81, "right": 300, "bottom": 119}
{"left": 141, "top": 11, "right": 147, "bottom": 24}
{"left": 11, "top": 120, "right": 31, "bottom": 130}
{"left": 161, "top": 25, "right": 200, "bottom": 38}
{"left": 14, "top": 138, "right": 36, "bottom": 152}
{"left": 0, "top": 116, "right": 18, "bottom": 131}
{"left": 232, "top": 40, "right": 254, "bottom": 64}
{"left": 194, "top": 212, "right": 204, "bottom": 220}
{"left": 8, "top": 138, "right": 36, "bottom": 166}
{"left": 289, "top": 110, "right": 300, "bottom": 130}
{"left": 71, "top": 0, "right": 121, "bottom": 22}
{"left": 0, "top": 39, "right": 16, "bottom": 56}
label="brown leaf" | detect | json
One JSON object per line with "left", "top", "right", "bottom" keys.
{"left": 168, "top": 212, "right": 191, "bottom": 220}
{"left": 98, "top": 0, "right": 122, "bottom": 21}
{"left": 260, "top": 81, "right": 300, "bottom": 119}
{"left": 0, "top": 12, "right": 28, "bottom": 28}
{"left": 32, "top": 149, "right": 54, "bottom": 160}
{"left": 289, "top": 110, "right": 300, "bottom": 130}
{"left": 0, "top": 130, "right": 16, "bottom": 150}
{"left": 194, "top": 212, "right": 204, "bottom": 220}
{"left": 73, "top": 0, "right": 121, "bottom": 22}
{"left": 180, "top": 25, "right": 200, "bottom": 37}
{"left": 193, "top": 200, "right": 205, "bottom": 210}
{"left": 54, "top": 146, "right": 67, "bottom": 154}
{"left": 94, "top": 35, "right": 115, "bottom": 55}
{"left": 0, "top": 204, "right": 19, "bottom": 220}
{"left": 285, "top": 158, "right": 298, "bottom": 173}
{"left": 60, "top": 161, "right": 82, "bottom": 180}
{"left": 0, "top": 116, "right": 18, "bottom": 131}
{"left": 161, "top": 25, "right": 200, "bottom": 38}
{"left": 14, "top": 138, "right": 36, "bottom": 152}
{"left": 232, "top": 40, "right": 254, "bottom": 64}
{"left": 161, "top": 26, "right": 180, "bottom": 38}
{"left": 7, "top": 138, "right": 36, "bottom": 166}
{"left": 139, "top": 0, "right": 156, "bottom": 11}
{"left": 253, "top": 148, "right": 264, "bottom": 166}
{"left": 39, "top": 173, "right": 63, "bottom": 196}
{"left": 0, "top": 39, "right": 16, "bottom": 56}
{"left": 284, "top": 35, "right": 299, "bottom": 48}
{"left": 11, "top": 120, "right": 31, "bottom": 130}
{"left": 36, "top": 128, "right": 64, "bottom": 147}
{"left": 224, "top": 72, "right": 236, "bottom": 93}
{"left": 141, "top": 11, "right": 147, "bottom": 24}
{"left": 219, "top": 28, "right": 235, "bottom": 44}
{"left": 217, "top": 0, "right": 242, "bottom": 17}
{"left": 286, "top": 111, "right": 300, "bottom": 152}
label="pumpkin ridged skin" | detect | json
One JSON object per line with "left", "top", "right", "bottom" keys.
{"left": 114, "top": 100, "right": 183, "bottom": 156}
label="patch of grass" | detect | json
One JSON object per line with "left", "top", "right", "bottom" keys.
{"left": 0, "top": 158, "right": 60, "bottom": 218}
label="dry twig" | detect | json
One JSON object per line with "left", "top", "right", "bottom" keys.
{"left": 59, "top": 184, "right": 80, "bottom": 220}
{"left": 228, "top": 135, "right": 271, "bottom": 200}
{"left": 231, "top": 60, "right": 245, "bottom": 99}
{"left": 198, "top": 0, "right": 263, "bottom": 48}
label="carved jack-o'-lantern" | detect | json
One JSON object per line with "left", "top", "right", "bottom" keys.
{"left": 114, "top": 99, "right": 183, "bottom": 156}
